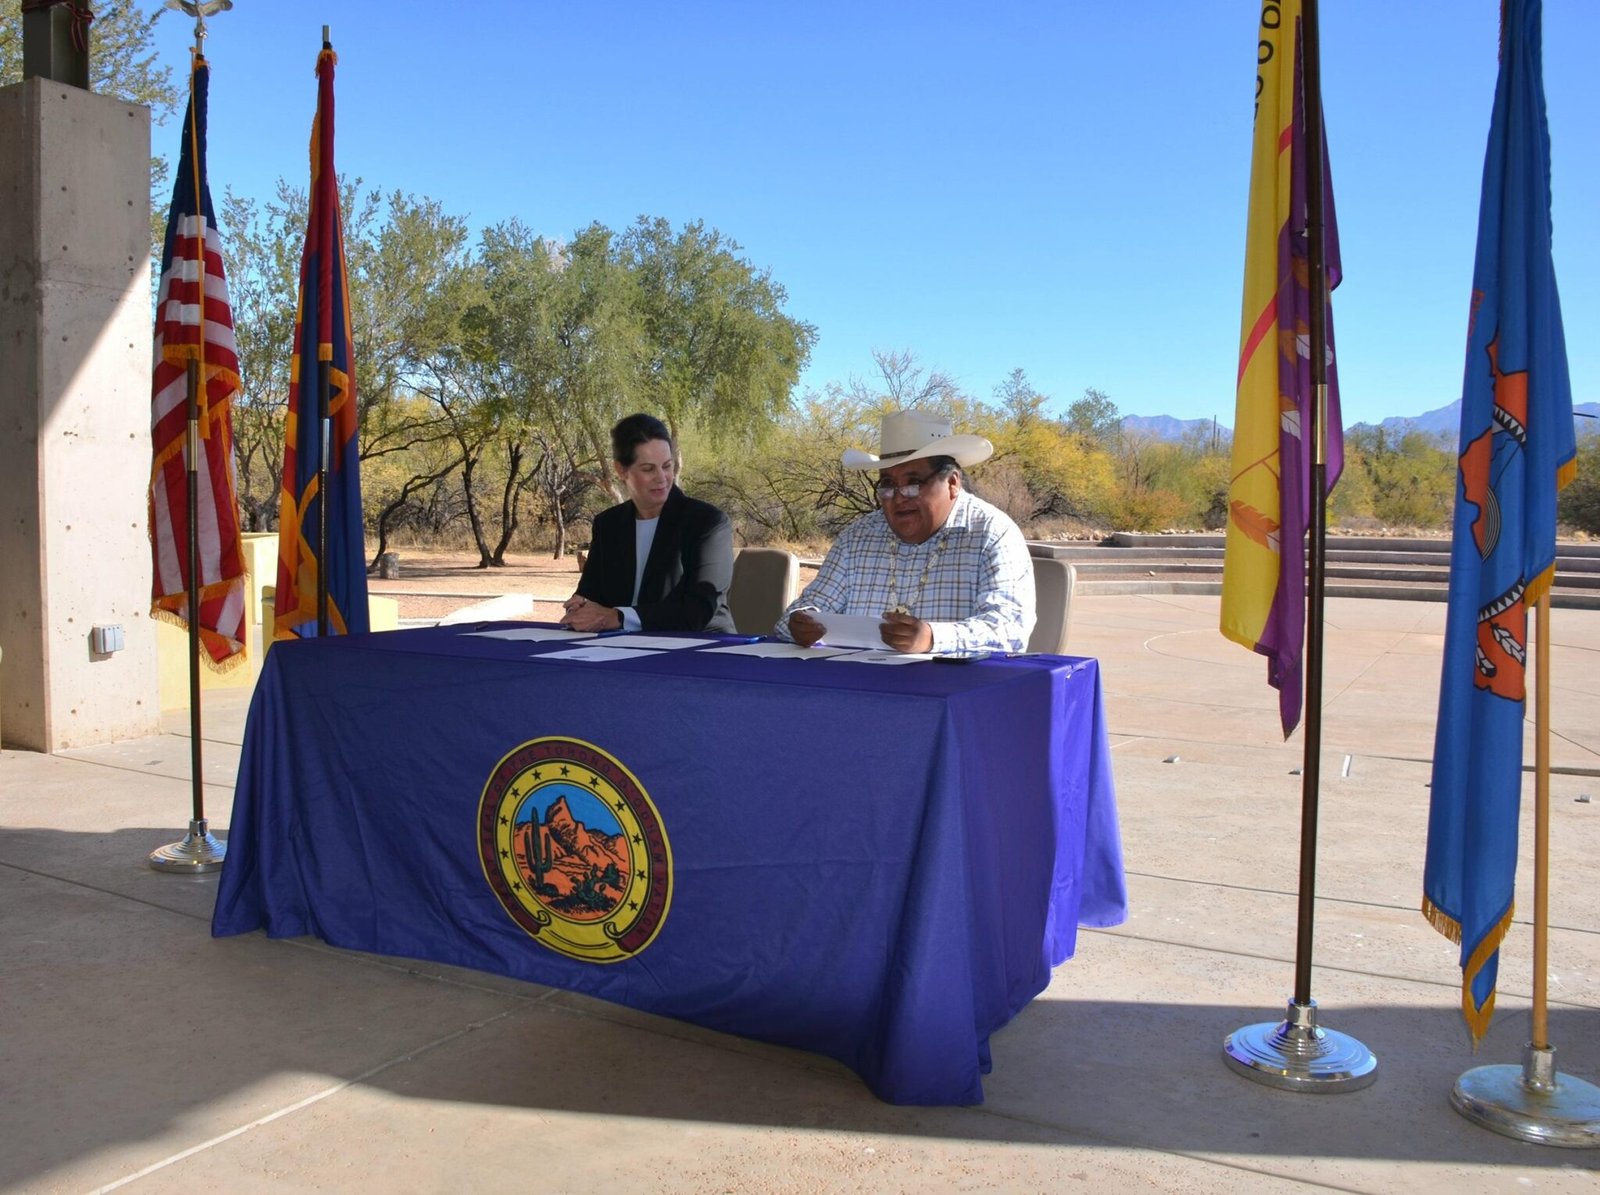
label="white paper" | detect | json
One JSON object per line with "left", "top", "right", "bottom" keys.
{"left": 822, "top": 650, "right": 933, "bottom": 666}
{"left": 437, "top": 594, "right": 535, "bottom": 624}
{"left": 810, "top": 612, "right": 891, "bottom": 650}
{"left": 464, "top": 627, "right": 595, "bottom": 642}
{"left": 702, "top": 641, "right": 856, "bottom": 659}
{"left": 592, "top": 634, "right": 718, "bottom": 650}
{"left": 537, "top": 645, "right": 664, "bottom": 662}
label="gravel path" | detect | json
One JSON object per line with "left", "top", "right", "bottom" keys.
{"left": 364, "top": 548, "right": 817, "bottom": 622}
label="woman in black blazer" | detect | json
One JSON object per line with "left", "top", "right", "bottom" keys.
{"left": 560, "top": 414, "right": 736, "bottom": 634}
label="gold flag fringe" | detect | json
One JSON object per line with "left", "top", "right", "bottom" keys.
{"left": 1525, "top": 560, "right": 1558, "bottom": 609}
{"left": 149, "top": 604, "right": 250, "bottom": 676}
{"left": 1423, "top": 896, "right": 1515, "bottom": 1047}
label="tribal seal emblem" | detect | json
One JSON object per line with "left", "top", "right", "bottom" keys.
{"left": 478, "top": 736, "right": 672, "bottom": 963}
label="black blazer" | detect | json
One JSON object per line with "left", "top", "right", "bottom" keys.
{"left": 576, "top": 486, "right": 736, "bottom": 633}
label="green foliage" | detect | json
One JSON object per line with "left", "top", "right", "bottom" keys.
{"left": 1065, "top": 387, "right": 1121, "bottom": 446}
{"left": 1, "top": 1, "right": 177, "bottom": 110}
{"left": 2, "top": 1, "right": 179, "bottom": 247}
{"left": 211, "top": 165, "right": 1410, "bottom": 553}
{"left": 689, "top": 392, "right": 880, "bottom": 546}
{"left": 218, "top": 185, "right": 302, "bottom": 529}
{"left": 1338, "top": 427, "right": 1455, "bottom": 528}
{"left": 1327, "top": 445, "right": 1378, "bottom": 525}
{"left": 988, "top": 405, "right": 1117, "bottom": 525}
{"left": 1096, "top": 432, "right": 1191, "bottom": 530}
{"left": 456, "top": 219, "right": 635, "bottom": 562}
{"left": 1102, "top": 481, "right": 1192, "bottom": 532}
{"left": 218, "top": 179, "right": 480, "bottom": 553}
{"left": 1168, "top": 446, "right": 1232, "bottom": 531}
{"left": 619, "top": 217, "right": 817, "bottom": 444}
{"left": 1558, "top": 436, "right": 1600, "bottom": 534}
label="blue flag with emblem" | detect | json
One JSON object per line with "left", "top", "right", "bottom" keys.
{"left": 1423, "top": 0, "right": 1576, "bottom": 1044}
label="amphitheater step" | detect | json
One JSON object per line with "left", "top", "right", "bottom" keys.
{"left": 1028, "top": 534, "right": 1600, "bottom": 609}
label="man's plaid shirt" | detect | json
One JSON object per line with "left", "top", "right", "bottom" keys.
{"left": 776, "top": 490, "right": 1036, "bottom": 654}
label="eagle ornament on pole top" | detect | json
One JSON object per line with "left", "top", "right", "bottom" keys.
{"left": 165, "top": 0, "right": 233, "bottom": 56}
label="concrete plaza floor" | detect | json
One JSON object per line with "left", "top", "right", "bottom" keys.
{"left": 3, "top": 593, "right": 1599, "bottom": 1193}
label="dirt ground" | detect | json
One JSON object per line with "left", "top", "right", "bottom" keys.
{"left": 363, "top": 549, "right": 581, "bottom": 621}
{"left": 365, "top": 548, "right": 817, "bottom": 622}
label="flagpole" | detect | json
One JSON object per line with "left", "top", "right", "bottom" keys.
{"left": 1451, "top": 595, "right": 1600, "bottom": 1144}
{"left": 316, "top": 24, "right": 332, "bottom": 637}
{"left": 317, "top": 353, "right": 331, "bottom": 637}
{"left": 151, "top": 1, "right": 233, "bottom": 874}
{"left": 1223, "top": 0, "right": 1375, "bottom": 1091}
{"left": 1293, "top": 0, "right": 1331, "bottom": 1017}
{"left": 1532, "top": 595, "right": 1551, "bottom": 1055}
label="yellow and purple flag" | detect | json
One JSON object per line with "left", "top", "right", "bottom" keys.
{"left": 1220, "top": 0, "right": 1344, "bottom": 738}
{"left": 149, "top": 53, "right": 248, "bottom": 669}
{"left": 1423, "top": 0, "right": 1576, "bottom": 1044}
{"left": 274, "top": 39, "right": 368, "bottom": 638}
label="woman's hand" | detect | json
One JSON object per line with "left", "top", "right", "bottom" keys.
{"left": 561, "top": 596, "right": 622, "bottom": 632}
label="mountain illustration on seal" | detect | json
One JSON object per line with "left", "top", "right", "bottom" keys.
{"left": 513, "top": 794, "right": 630, "bottom": 921}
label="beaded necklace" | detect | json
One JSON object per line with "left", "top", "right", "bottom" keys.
{"left": 886, "top": 534, "right": 948, "bottom": 617}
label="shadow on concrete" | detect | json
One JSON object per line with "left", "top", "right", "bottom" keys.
{"left": 7, "top": 827, "right": 1599, "bottom": 1190}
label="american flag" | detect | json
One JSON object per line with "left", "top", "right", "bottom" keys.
{"left": 148, "top": 53, "right": 247, "bottom": 668}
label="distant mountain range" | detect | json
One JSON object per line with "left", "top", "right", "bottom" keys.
{"left": 1119, "top": 414, "right": 1230, "bottom": 443}
{"left": 1120, "top": 401, "right": 1600, "bottom": 443}
{"left": 1350, "top": 399, "right": 1600, "bottom": 441}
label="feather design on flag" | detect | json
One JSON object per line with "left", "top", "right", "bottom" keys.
{"left": 1423, "top": 0, "right": 1577, "bottom": 1044}
{"left": 149, "top": 53, "right": 247, "bottom": 670}
{"left": 1229, "top": 501, "right": 1282, "bottom": 555}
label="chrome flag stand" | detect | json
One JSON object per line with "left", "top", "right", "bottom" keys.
{"left": 1221, "top": 0, "right": 1374, "bottom": 1092}
{"left": 150, "top": 0, "right": 235, "bottom": 874}
{"left": 1425, "top": 0, "right": 1597, "bottom": 1143}
{"left": 1450, "top": 599, "right": 1600, "bottom": 1145}
{"left": 148, "top": 375, "right": 226, "bottom": 867}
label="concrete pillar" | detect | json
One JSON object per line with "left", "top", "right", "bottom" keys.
{"left": 0, "top": 79, "right": 158, "bottom": 751}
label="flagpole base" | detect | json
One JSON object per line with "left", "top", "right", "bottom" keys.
{"left": 1452, "top": 1045, "right": 1600, "bottom": 1148}
{"left": 148, "top": 818, "right": 226, "bottom": 873}
{"left": 1223, "top": 999, "right": 1378, "bottom": 1092}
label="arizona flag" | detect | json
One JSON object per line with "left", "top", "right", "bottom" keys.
{"left": 1424, "top": 0, "right": 1576, "bottom": 1044}
{"left": 1220, "top": 1, "right": 1344, "bottom": 738}
{"left": 149, "top": 53, "right": 248, "bottom": 669}
{"left": 274, "top": 39, "right": 368, "bottom": 638}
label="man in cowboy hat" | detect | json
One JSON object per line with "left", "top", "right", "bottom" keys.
{"left": 776, "top": 410, "right": 1035, "bottom": 654}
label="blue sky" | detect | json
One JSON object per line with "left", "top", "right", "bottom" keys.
{"left": 152, "top": 1, "right": 1598, "bottom": 427}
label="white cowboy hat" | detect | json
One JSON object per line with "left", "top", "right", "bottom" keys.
{"left": 841, "top": 410, "right": 994, "bottom": 470}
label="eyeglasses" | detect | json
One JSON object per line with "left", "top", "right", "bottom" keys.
{"left": 876, "top": 477, "right": 936, "bottom": 501}
{"left": 875, "top": 468, "right": 951, "bottom": 501}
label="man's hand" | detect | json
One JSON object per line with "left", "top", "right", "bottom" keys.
{"left": 788, "top": 610, "right": 827, "bottom": 647}
{"left": 880, "top": 609, "right": 933, "bottom": 654}
{"left": 561, "top": 595, "right": 622, "bottom": 632}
